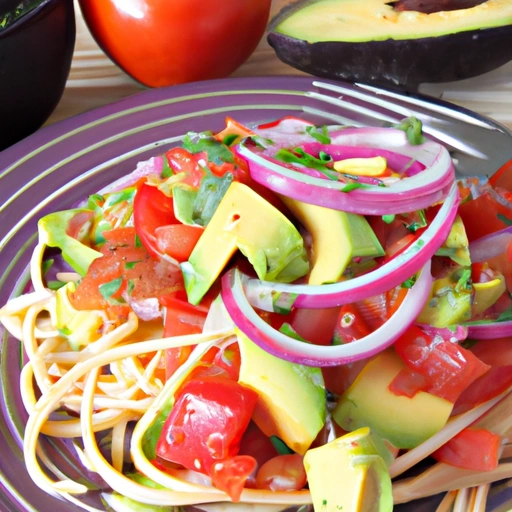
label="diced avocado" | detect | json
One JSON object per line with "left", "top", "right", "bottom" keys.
{"left": 181, "top": 182, "right": 309, "bottom": 305}
{"left": 333, "top": 350, "right": 453, "bottom": 449}
{"left": 281, "top": 196, "right": 384, "bottom": 285}
{"left": 56, "top": 282, "right": 104, "bottom": 351}
{"left": 473, "top": 275, "right": 506, "bottom": 316}
{"left": 237, "top": 330, "right": 325, "bottom": 455}
{"left": 435, "top": 215, "right": 471, "bottom": 266}
{"left": 38, "top": 209, "right": 102, "bottom": 276}
{"left": 304, "top": 427, "right": 393, "bottom": 512}
{"left": 417, "top": 275, "right": 472, "bottom": 327}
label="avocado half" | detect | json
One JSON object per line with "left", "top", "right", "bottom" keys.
{"left": 268, "top": 0, "right": 512, "bottom": 90}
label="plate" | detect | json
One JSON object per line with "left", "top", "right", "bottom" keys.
{"left": 0, "top": 76, "right": 511, "bottom": 512}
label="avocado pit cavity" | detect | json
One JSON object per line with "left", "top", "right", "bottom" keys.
{"left": 391, "top": 0, "right": 488, "bottom": 14}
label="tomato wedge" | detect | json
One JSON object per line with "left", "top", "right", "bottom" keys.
{"left": 432, "top": 428, "right": 501, "bottom": 471}
{"left": 155, "top": 224, "right": 204, "bottom": 263}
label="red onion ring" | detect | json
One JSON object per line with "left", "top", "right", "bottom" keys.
{"left": 221, "top": 262, "right": 433, "bottom": 367}
{"left": 243, "top": 184, "right": 460, "bottom": 311}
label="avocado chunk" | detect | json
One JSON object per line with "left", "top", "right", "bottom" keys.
{"left": 268, "top": 0, "right": 512, "bottom": 89}
{"left": 55, "top": 282, "right": 104, "bottom": 351}
{"left": 237, "top": 331, "right": 325, "bottom": 455}
{"left": 435, "top": 215, "right": 471, "bottom": 266}
{"left": 304, "top": 427, "right": 393, "bottom": 512}
{"left": 417, "top": 274, "right": 473, "bottom": 327}
{"left": 473, "top": 275, "right": 506, "bottom": 316}
{"left": 333, "top": 350, "right": 453, "bottom": 449}
{"left": 181, "top": 181, "right": 309, "bottom": 305}
{"left": 281, "top": 196, "right": 384, "bottom": 285}
{"left": 38, "top": 209, "right": 102, "bottom": 276}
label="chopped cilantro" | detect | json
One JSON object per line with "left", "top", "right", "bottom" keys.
{"left": 270, "top": 436, "right": 294, "bottom": 455}
{"left": 125, "top": 260, "right": 142, "bottom": 270}
{"left": 42, "top": 259, "right": 54, "bottom": 276}
{"left": 127, "top": 279, "right": 135, "bottom": 296}
{"left": 382, "top": 214, "right": 395, "bottom": 224}
{"left": 161, "top": 155, "right": 174, "bottom": 178}
{"left": 392, "top": 117, "right": 427, "bottom": 146}
{"left": 306, "top": 124, "right": 331, "bottom": 144}
{"left": 275, "top": 148, "right": 338, "bottom": 180}
{"left": 134, "top": 234, "right": 142, "bottom": 248}
{"left": 497, "top": 213, "right": 512, "bottom": 226}
{"left": 222, "top": 134, "right": 239, "bottom": 146}
{"left": 99, "top": 278, "right": 123, "bottom": 302}
{"left": 455, "top": 268, "right": 472, "bottom": 293}
{"left": 182, "top": 131, "right": 234, "bottom": 165}
{"left": 47, "top": 280, "right": 66, "bottom": 291}
{"left": 401, "top": 275, "right": 417, "bottom": 288}
{"left": 339, "top": 182, "right": 369, "bottom": 193}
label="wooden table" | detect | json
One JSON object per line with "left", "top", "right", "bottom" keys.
{"left": 47, "top": 0, "right": 512, "bottom": 130}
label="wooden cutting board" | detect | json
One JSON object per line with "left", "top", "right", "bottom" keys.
{"left": 48, "top": 0, "right": 512, "bottom": 129}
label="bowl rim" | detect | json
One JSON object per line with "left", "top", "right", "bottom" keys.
{"left": 0, "top": 0, "right": 66, "bottom": 38}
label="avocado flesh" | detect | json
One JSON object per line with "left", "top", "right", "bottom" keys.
{"left": 281, "top": 196, "right": 384, "bottom": 285}
{"left": 181, "top": 181, "right": 308, "bottom": 305}
{"left": 275, "top": 0, "right": 512, "bottom": 43}
{"left": 304, "top": 427, "right": 393, "bottom": 512}
{"left": 237, "top": 331, "right": 326, "bottom": 455}
{"left": 333, "top": 350, "right": 453, "bottom": 449}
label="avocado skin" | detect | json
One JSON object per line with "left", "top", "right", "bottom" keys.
{"left": 268, "top": 25, "right": 512, "bottom": 90}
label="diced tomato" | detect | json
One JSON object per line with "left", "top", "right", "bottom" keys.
{"left": 392, "top": 325, "right": 490, "bottom": 403}
{"left": 155, "top": 378, "right": 258, "bottom": 498}
{"left": 255, "top": 454, "right": 307, "bottom": 492}
{"left": 165, "top": 147, "right": 205, "bottom": 188}
{"left": 388, "top": 367, "right": 429, "bottom": 398}
{"left": 458, "top": 191, "right": 512, "bottom": 242}
{"left": 155, "top": 224, "right": 204, "bottom": 263}
{"left": 162, "top": 295, "right": 208, "bottom": 380}
{"left": 432, "top": 428, "right": 501, "bottom": 471}
{"left": 70, "top": 227, "right": 184, "bottom": 311}
{"left": 210, "top": 455, "right": 257, "bottom": 502}
{"left": 333, "top": 304, "right": 371, "bottom": 344}
{"left": 453, "top": 338, "right": 512, "bottom": 415}
{"left": 291, "top": 307, "right": 340, "bottom": 346}
{"left": 214, "top": 117, "right": 254, "bottom": 144}
{"left": 257, "top": 116, "right": 313, "bottom": 130}
{"left": 134, "top": 182, "right": 178, "bottom": 259}
{"left": 489, "top": 158, "right": 512, "bottom": 192}
{"left": 238, "top": 422, "right": 279, "bottom": 482}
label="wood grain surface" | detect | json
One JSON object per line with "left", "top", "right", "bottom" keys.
{"left": 47, "top": 0, "right": 512, "bottom": 128}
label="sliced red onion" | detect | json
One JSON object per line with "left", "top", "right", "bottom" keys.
{"left": 221, "top": 262, "right": 433, "bottom": 367}
{"left": 467, "top": 321, "right": 512, "bottom": 340}
{"left": 469, "top": 226, "right": 512, "bottom": 263}
{"left": 236, "top": 128, "right": 454, "bottom": 214}
{"left": 244, "top": 184, "right": 460, "bottom": 311}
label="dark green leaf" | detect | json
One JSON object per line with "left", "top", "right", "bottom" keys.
{"left": 382, "top": 215, "right": 395, "bottom": 224}
{"left": 222, "top": 134, "right": 239, "bottom": 147}
{"left": 270, "top": 436, "right": 294, "bottom": 455}
{"left": 497, "top": 213, "right": 512, "bottom": 226}
{"left": 279, "top": 323, "right": 308, "bottom": 342}
{"left": 455, "top": 269, "right": 472, "bottom": 293}
{"left": 161, "top": 155, "right": 174, "bottom": 179}
{"left": 134, "top": 234, "right": 142, "bottom": 248}
{"left": 103, "top": 187, "right": 136, "bottom": 208}
{"left": 182, "top": 131, "right": 234, "bottom": 165}
{"left": 401, "top": 275, "right": 417, "bottom": 289}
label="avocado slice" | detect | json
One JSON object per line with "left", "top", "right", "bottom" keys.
{"left": 281, "top": 196, "right": 384, "bottom": 285}
{"left": 237, "top": 331, "right": 326, "bottom": 455}
{"left": 304, "top": 427, "right": 393, "bottom": 512}
{"left": 268, "top": 0, "right": 512, "bottom": 89}
{"left": 333, "top": 349, "right": 453, "bottom": 449}
{"left": 181, "top": 181, "right": 309, "bottom": 305}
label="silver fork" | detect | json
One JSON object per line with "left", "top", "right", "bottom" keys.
{"left": 306, "top": 80, "right": 512, "bottom": 178}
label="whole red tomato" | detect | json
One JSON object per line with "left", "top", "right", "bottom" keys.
{"left": 78, "top": 0, "right": 272, "bottom": 87}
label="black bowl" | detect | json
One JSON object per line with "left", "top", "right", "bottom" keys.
{"left": 0, "top": 0, "right": 75, "bottom": 150}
